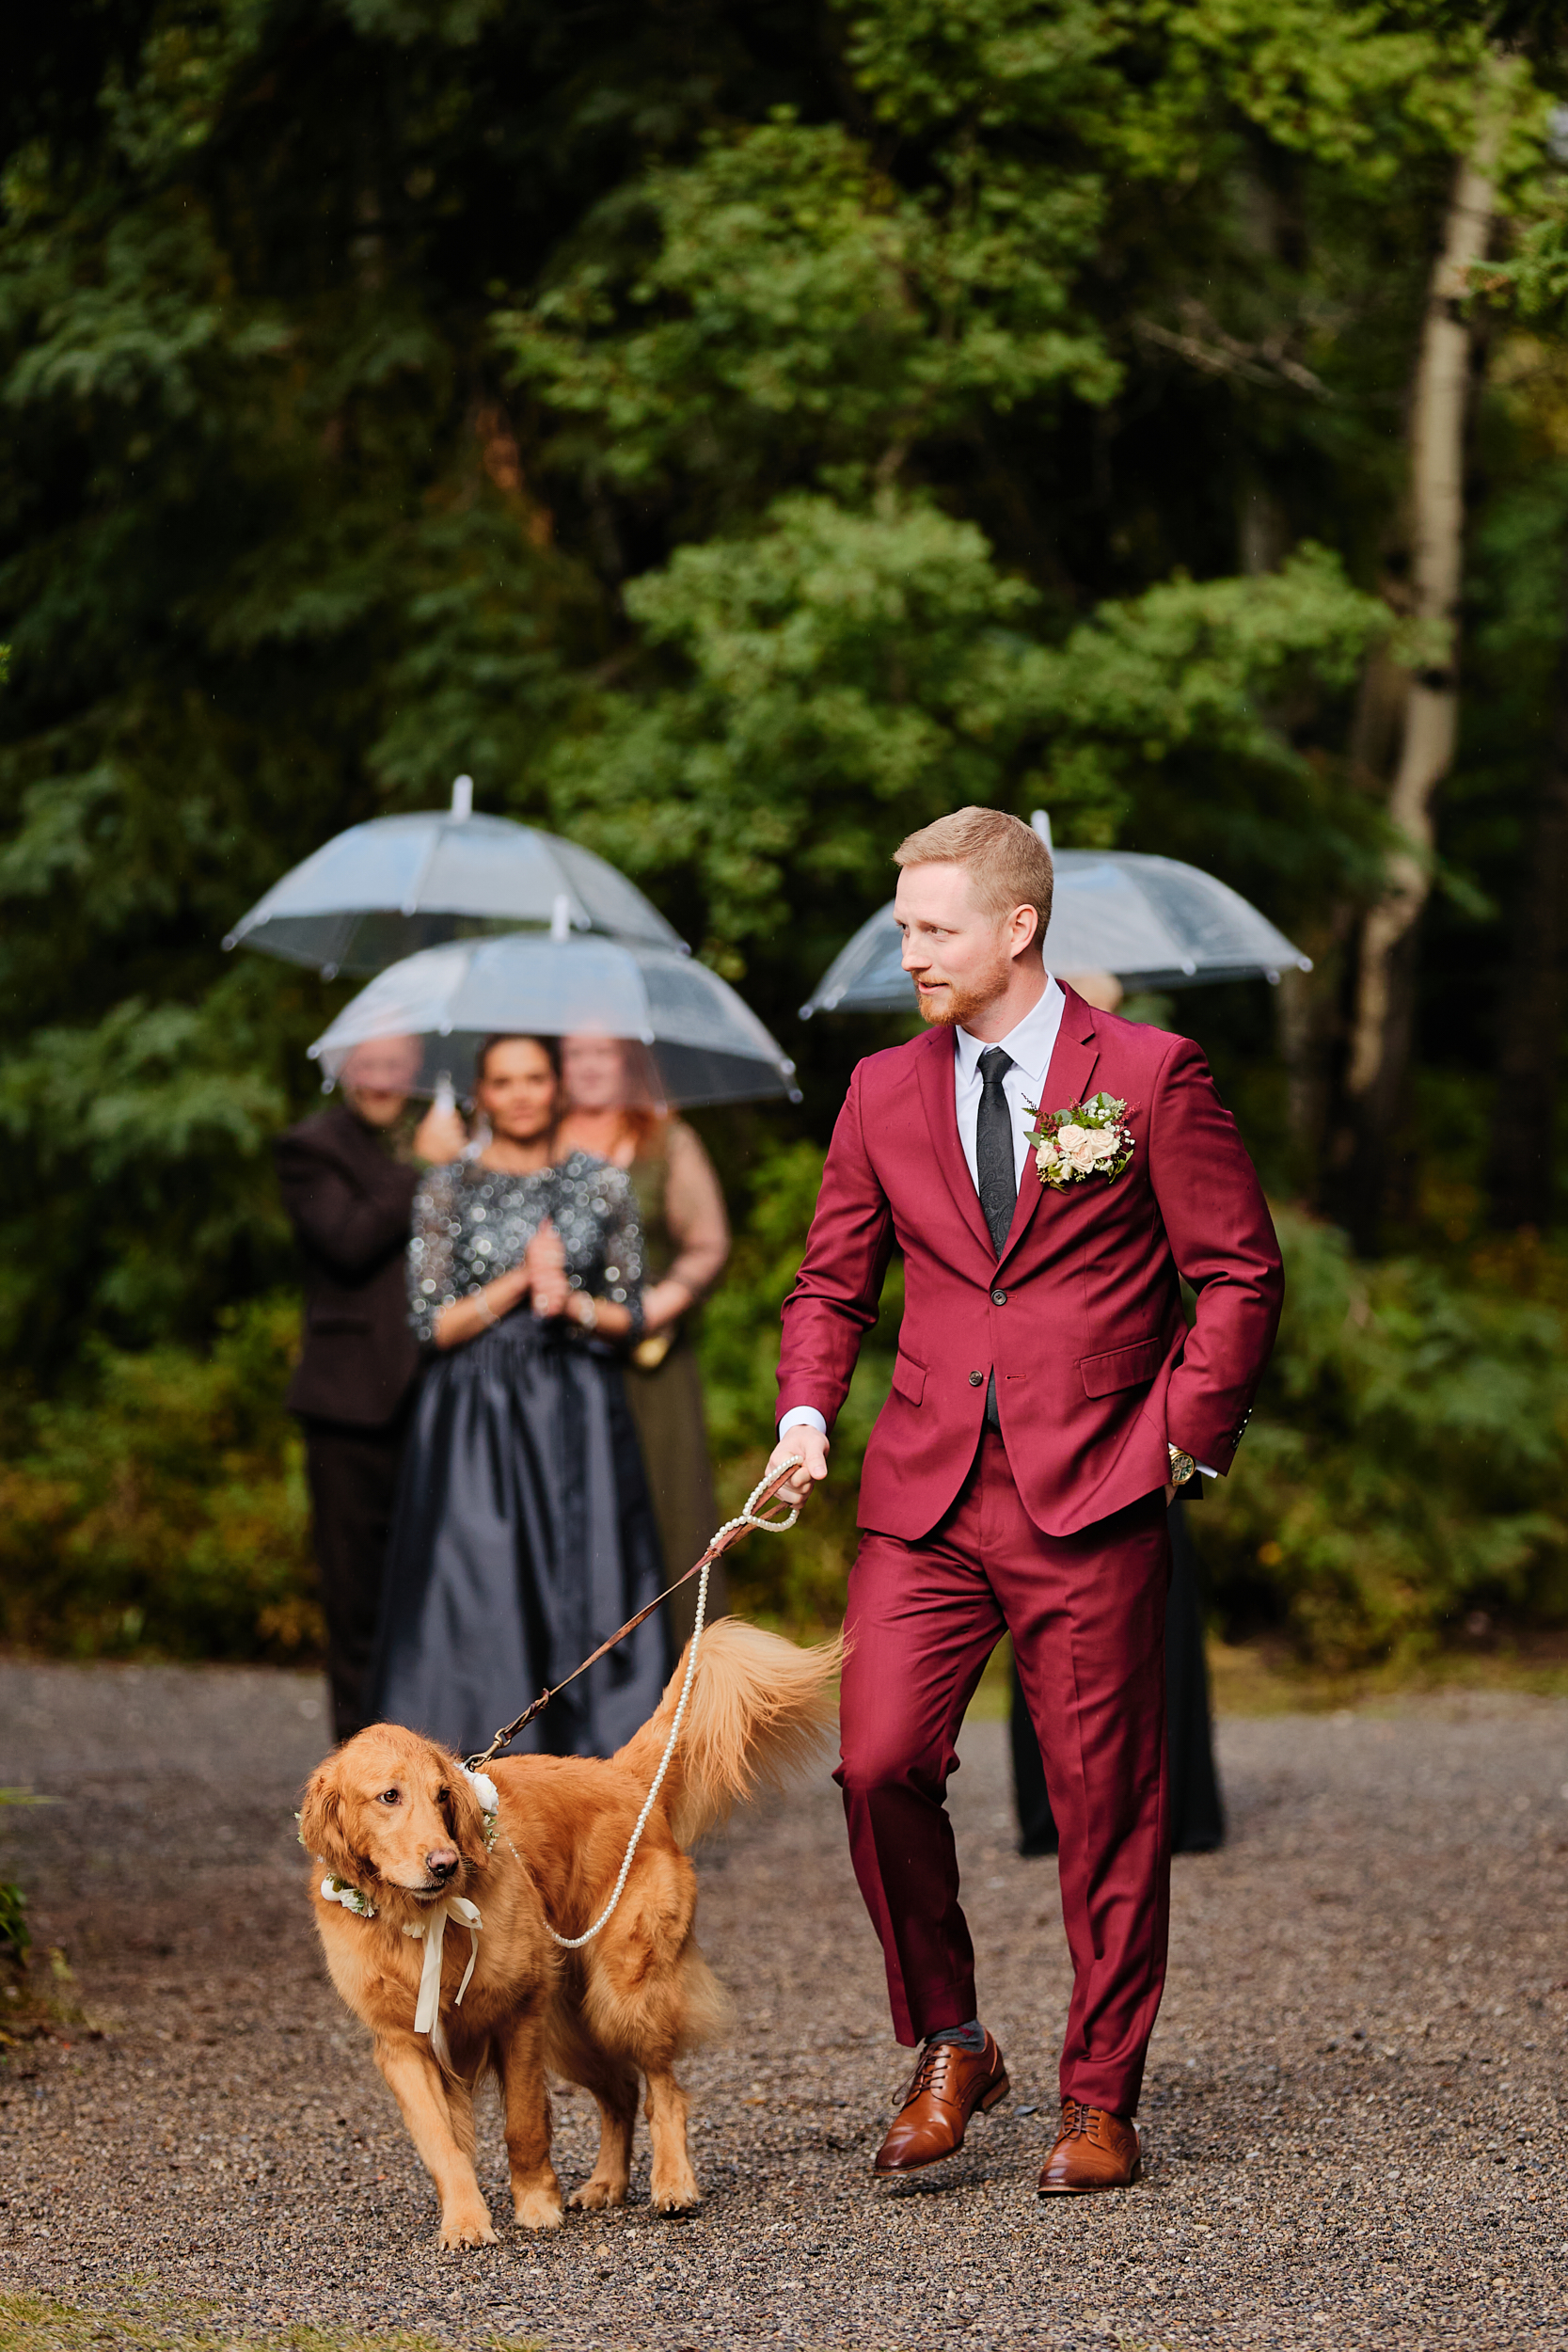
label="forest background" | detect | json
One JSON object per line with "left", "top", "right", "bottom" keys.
{"left": 4, "top": 0, "right": 1568, "bottom": 1684}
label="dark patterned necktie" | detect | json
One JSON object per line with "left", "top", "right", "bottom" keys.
{"left": 975, "top": 1045, "right": 1017, "bottom": 1257}
{"left": 975, "top": 1046, "right": 1014, "bottom": 1437}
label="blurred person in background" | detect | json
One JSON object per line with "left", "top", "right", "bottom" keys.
{"left": 367, "top": 1034, "right": 666, "bottom": 1758}
{"left": 555, "top": 1030, "right": 731, "bottom": 1643}
{"left": 1006, "top": 971, "right": 1225, "bottom": 1856}
{"left": 275, "top": 1034, "right": 466, "bottom": 1743}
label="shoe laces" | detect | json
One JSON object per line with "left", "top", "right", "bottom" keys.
{"left": 1059, "top": 2098, "right": 1096, "bottom": 2140}
{"left": 903, "top": 2040, "right": 958, "bottom": 2106}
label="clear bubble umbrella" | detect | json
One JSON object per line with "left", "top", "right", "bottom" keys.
{"left": 309, "top": 934, "right": 800, "bottom": 1108}
{"left": 800, "top": 821, "right": 1310, "bottom": 1017}
{"left": 225, "top": 776, "right": 682, "bottom": 977}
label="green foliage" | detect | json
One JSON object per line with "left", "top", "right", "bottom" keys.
{"left": 1201, "top": 1213, "right": 1568, "bottom": 1664}
{"left": 0, "top": 1881, "right": 24, "bottom": 1967}
{"left": 501, "top": 106, "right": 1117, "bottom": 518}
{"left": 0, "top": 1787, "right": 52, "bottom": 1967}
{"left": 0, "top": 0, "right": 1565, "bottom": 1671}
{"left": 546, "top": 497, "right": 1386, "bottom": 970}
{"left": 0, "top": 1297, "right": 316, "bottom": 1661}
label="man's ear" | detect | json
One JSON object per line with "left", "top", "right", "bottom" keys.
{"left": 299, "top": 1760, "right": 359, "bottom": 1882}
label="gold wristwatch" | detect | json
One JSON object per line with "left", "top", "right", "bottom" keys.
{"left": 1167, "top": 1443, "right": 1196, "bottom": 1489}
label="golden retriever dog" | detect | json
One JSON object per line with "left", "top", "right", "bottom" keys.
{"left": 299, "top": 1620, "right": 838, "bottom": 2248}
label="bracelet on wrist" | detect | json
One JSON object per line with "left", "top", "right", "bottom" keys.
{"left": 577, "top": 1294, "right": 599, "bottom": 1333}
{"left": 474, "top": 1287, "right": 499, "bottom": 1328}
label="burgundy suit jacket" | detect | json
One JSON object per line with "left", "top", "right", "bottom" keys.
{"left": 776, "top": 988, "right": 1283, "bottom": 1541}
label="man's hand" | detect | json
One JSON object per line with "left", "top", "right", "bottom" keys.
{"left": 413, "top": 1103, "right": 469, "bottom": 1164}
{"left": 767, "top": 1426, "right": 830, "bottom": 1507}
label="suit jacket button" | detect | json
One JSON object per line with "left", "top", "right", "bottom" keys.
{"left": 990, "top": 1288, "right": 1006, "bottom": 1306}
{"left": 969, "top": 1370, "right": 984, "bottom": 1387}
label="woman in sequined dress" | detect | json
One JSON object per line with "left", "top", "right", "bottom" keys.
{"left": 366, "top": 1033, "right": 667, "bottom": 1758}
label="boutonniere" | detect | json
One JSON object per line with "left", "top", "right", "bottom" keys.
{"left": 1025, "top": 1091, "right": 1135, "bottom": 1189}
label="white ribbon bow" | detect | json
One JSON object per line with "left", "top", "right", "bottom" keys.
{"left": 408, "top": 1895, "right": 483, "bottom": 2037}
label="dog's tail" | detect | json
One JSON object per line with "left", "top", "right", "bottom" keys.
{"left": 613, "top": 1617, "right": 842, "bottom": 1849}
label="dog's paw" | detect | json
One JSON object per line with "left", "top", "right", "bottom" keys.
{"left": 513, "top": 2185, "right": 565, "bottom": 2233}
{"left": 650, "top": 2176, "right": 701, "bottom": 2217}
{"left": 438, "top": 2204, "right": 499, "bottom": 2249}
{"left": 568, "top": 2177, "right": 627, "bottom": 2213}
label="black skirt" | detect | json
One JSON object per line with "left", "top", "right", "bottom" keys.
{"left": 367, "top": 1314, "right": 668, "bottom": 1759}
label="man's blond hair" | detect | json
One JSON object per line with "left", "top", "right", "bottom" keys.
{"left": 894, "top": 806, "right": 1053, "bottom": 946}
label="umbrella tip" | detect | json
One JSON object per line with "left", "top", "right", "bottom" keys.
{"left": 1031, "top": 807, "right": 1053, "bottom": 854}
{"left": 451, "top": 774, "right": 474, "bottom": 820}
{"left": 550, "top": 892, "right": 572, "bottom": 942}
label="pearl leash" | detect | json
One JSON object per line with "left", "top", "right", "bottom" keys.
{"left": 537, "top": 1461, "right": 800, "bottom": 1951}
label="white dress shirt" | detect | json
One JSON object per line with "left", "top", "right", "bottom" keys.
{"left": 950, "top": 977, "right": 1066, "bottom": 1194}
{"left": 779, "top": 981, "right": 1065, "bottom": 1444}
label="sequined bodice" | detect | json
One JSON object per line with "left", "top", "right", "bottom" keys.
{"left": 407, "top": 1151, "right": 644, "bottom": 1346}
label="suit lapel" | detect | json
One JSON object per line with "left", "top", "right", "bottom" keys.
{"left": 913, "top": 1029, "right": 994, "bottom": 1258}
{"left": 998, "top": 986, "right": 1101, "bottom": 1267}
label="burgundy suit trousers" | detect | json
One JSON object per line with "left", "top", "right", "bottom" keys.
{"left": 836, "top": 1431, "right": 1171, "bottom": 2116}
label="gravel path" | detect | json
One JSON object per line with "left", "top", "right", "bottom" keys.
{"left": 2, "top": 1660, "right": 1565, "bottom": 2350}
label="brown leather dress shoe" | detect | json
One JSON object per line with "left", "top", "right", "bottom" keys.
{"left": 1037, "top": 2098, "right": 1141, "bottom": 2193}
{"left": 872, "top": 2032, "right": 1009, "bottom": 2175}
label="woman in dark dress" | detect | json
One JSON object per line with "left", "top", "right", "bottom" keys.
{"left": 367, "top": 1034, "right": 667, "bottom": 1759}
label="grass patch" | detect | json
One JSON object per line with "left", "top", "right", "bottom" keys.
{"left": 0, "top": 2290, "right": 550, "bottom": 2352}
{"left": 962, "top": 1631, "right": 1568, "bottom": 1731}
{"left": 1207, "top": 1630, "right": 1568, "bottom": 1715}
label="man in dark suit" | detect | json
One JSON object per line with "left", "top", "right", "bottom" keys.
{"left": 275, "top": 1037, "right": 464, "bottom": 1741}
{"left": 768, "top": 809, "right": 1281, "bottom": 2194}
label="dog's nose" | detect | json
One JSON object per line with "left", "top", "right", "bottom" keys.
{"left": 427, "top": 1848, "right": 458, "bottom": 1882}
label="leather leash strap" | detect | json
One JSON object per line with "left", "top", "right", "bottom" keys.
{"left": 464, "top": 1457, "right": 803, "bottom": 1771}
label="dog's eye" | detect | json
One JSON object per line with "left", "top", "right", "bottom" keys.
{"left": 376, "top": 1788, "right": 401, "bottom": 1806}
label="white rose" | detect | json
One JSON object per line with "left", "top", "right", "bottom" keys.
{"left": 1083, "top": 1127, "right": 1119, "bottom": 1164}
{"left": 462, "top": 1768, "right": 499, "bottom": 1814}
{"left": 1036, "top": 1138, "right": 1060, "bottom": 1172}
{"left": 1055, "top": 1125, "right": 1100, "bottom": 1174}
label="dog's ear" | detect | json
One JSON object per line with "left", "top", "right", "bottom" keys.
{"left": 298, "top": 1757, "right": 359, "bottom": 1882}
{"left": 443, "top": 1761, "right": 491, "bottom": 1877}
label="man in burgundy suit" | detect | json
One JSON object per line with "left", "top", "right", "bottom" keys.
{"left": 768, "top": 809, "right": 1282, "bottom": 2193}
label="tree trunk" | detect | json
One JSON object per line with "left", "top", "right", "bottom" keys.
{"left": 1336, "top": 115, "right": 1500, "bottom": 1251}
{"left": 1488, "top": 657, "right": 1568, "bottom": 1229}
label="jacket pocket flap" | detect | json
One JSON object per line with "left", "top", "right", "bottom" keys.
{"left": 1078, "top": 1336, "right": 1164, "bottom": 1399}
{"left": 891, "top": 1351, "right": 927, "bottom": 1406}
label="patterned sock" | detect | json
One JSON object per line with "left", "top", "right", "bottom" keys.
{"left": 926, "top": 2019, "right": 986, "bottom": 2054}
